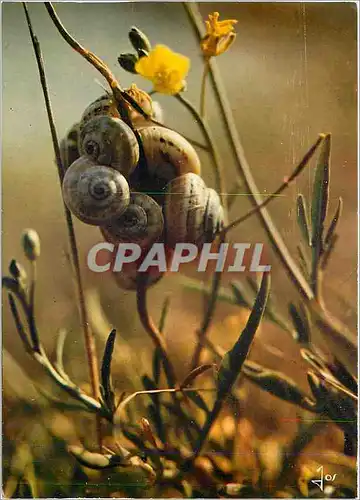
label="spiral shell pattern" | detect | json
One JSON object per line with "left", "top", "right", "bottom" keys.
{"left": 80, "top": 115, "right": 139, "bottom": 177}
{"left": 62, "top": 156, "right": 130, "bottom": 225}
{"left": 101, "top": 192, "right": 164, "bottom": 248}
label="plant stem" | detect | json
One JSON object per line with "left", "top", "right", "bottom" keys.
{"left": 136, "top": 279, "right": 177, "bottom": 387}
{"left": 199, "top": 58, "right": 210, "bottom": 118}
{"left": 23, "top": 2, "right": 102, "bottom": 450}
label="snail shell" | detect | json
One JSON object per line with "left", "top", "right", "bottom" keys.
{"left": 79, "top": 94, "right": 119, "bottom": 133}
{"left": 164, "top": 173, "right": 208, "bottom": 247}
{"left": 101, "top": 192, "right": 164, "bottom": 248}
{"left": 123, "top": 84, "right": 153, "bottom": 125}
{"left": 164, "top": 173, "right": 224, "bottom": 248}
{"left": 138, "top": 126, "right": 201, "bottom": 184}
{"left": 80, "top": 115, "right": 139, "bottom": 177}
{"left": 60, "top": 122, "right": 80, "bottom": 171}
{"left": 113, "top": 264, "right": 164, "bottom": 291}
{"left": 203, "top": 188, "right": 225, "bottom": 242}
{"left": 62, "top": 156, "right": 130, "bottom": 225}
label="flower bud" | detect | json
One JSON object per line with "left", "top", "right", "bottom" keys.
{"left": 129, "top": 26, "right": 151, "bottom": 54}
{"left": 21, "top": 229, "right": 40, "bottom": 261}
{"left": 118, "top": 53, "right": 138, "bottom": 74}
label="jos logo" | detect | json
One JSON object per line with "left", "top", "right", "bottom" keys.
{"left": 311, "top": 466, "right": 337, "bottom": 492}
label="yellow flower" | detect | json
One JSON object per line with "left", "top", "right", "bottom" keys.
{"left": 201, "top": 12, "right": 238, "bottom": 58}
{"left": 135, "top": 45, "right": 190, "bottom": 95}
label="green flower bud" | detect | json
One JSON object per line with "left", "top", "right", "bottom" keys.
{"left": 21, "top": 229, "right": 40, "bottom": 261}
{"left": 128, "top": 26, "right": 151, "bottom": 54}
{"left": 118, "top": 53, "right": 138, "bottom": 74}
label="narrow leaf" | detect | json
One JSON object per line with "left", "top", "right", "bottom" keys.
{"left": 101, "top": 329, "right": 117, "bottom": 412}
{"left": 242, "top": 361, "right": 316, "bottom": 410}
{"left": 217, "top": 273, "right": 270, "bottom": 399}
{"left": 297, "top": 193, "right": 311, "bottom": 245}
{"left": 324, "top": 197, "right": 343, "bottom": 248}
{"left": 288, "top": 302, "right": 311, "bottom": 345}
{"left": 180, "top": 364, "right": 215, "bottom": 389}
{"left": 311, "top": 133, "right": 331, "bottom": 246}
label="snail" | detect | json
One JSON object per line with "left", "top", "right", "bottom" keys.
{"left": 101, "top": 192, "right": 164, "bottom": 248}
{"left": 163, "top": 173, "right": 224, "bottom": 248}
{"left": 138, "top": 126, "right": 201, "bottom": 184}
{"left": 79, "top": 94, "right": 120, "bottom": 133}
{"left": 62, "top": 156, "right": 130, "bottom": 225}
{"left": 60, "top": 122, "right": 80, "bottom": 171}
{"left": 80, "top": 115, "right": 140, "bottom": 177}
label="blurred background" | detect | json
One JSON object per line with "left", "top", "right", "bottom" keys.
{"left": 2, "top": 2, "right": 357, "bottom": 439}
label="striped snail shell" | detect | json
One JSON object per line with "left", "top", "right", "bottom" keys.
{"left": 62, "top": 156, "right": 130, "bottom": 225}
{"left": 138, "top": 126, "right": 201, "bottom": 184}
{"left": 80, "top": 115, "right": 139, "bottom": 177}
{"left": 164, "top": 173, "right": 224, "bottom": 247}
{"left": 101, "top": 192, "right": 164, "bottom": 248}
{"left": 123, "top": 84, "right": 153, "bottom": 125}
{"left": 79, "top": 94, "right": 119, "bottom": 133}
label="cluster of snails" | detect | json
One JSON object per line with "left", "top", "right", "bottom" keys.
{"left": 60, "top": 86, "right": 225, "bottom": 289}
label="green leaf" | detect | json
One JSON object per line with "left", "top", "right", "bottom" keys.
{"left": 217, "top": 273, "right": 270, "bottom": 399}
{"left": 185, "top": 390, "right": 210, "bottom": 415}
{"left": 242, "top": 360, "right": 316, "bottom": 411}
{"left": 311, "top": 134, "right": 331, "bottom": 247}
{"left": 288, "top": 302, "right": 311, "bottom": 345}
{"left": 100, "top": 329, "right": 117, "bottom": 412}
{"left": 297, "top": 193, "right": 311, "bottom": 245}
{"left": 324, "top": 197, "right": 343, "bottom": 248}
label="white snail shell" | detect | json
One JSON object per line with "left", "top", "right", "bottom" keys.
{"left": 138, "top": 126, "right": 201, "bottom": 184}
{"left": 80, "top": 115, "right": 139, "bottom": 177}
{"left": 164, "top": 173, "right": 224, "bottom": 248}
{"left": 101, "top": 192, "right": 164, "bottom": 248}
{"left": 79, "top": 94, "right": 119, "bottom": 133}
{"left": 62, "top": 156, "right": 130, "bottom": 225}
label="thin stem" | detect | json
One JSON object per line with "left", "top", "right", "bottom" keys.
{"left": 136, "top": 279, "right": 177, "bottom": 387}
{"left": 189, "top": 233, "right": 226, "bottom": 371}
{"left": 221, "top": 135, "right": 324, "bottom": 235}
{"left": 200, "top": 58, "right": 210, "bottom": 118}
{"left": 23, "top": 3, "right": 102, "bottom": 449}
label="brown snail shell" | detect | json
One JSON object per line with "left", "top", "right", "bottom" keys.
{"left": 138, "top": 126, "right": 201, "bottom": 184}
{"left": 101, "top": 192, "right": 164, "bottom": 248}
{"left": 164, "top": 173, "right": 208, "bottom": 247}
{"left": 164, "top": 173, "right": 224, "bottom": 248}
{"left": 80, "top": 115, "right": 139, "bottom": 177}
{"left": 62, "top": 156, "right": 130, "bottom": 225}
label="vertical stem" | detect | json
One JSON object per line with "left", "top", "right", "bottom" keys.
{"left": 199, "top": 58, "right": 210, "bottom": 118}
{"left": 23, "top": 3, "right": 102, "bottom": 449}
